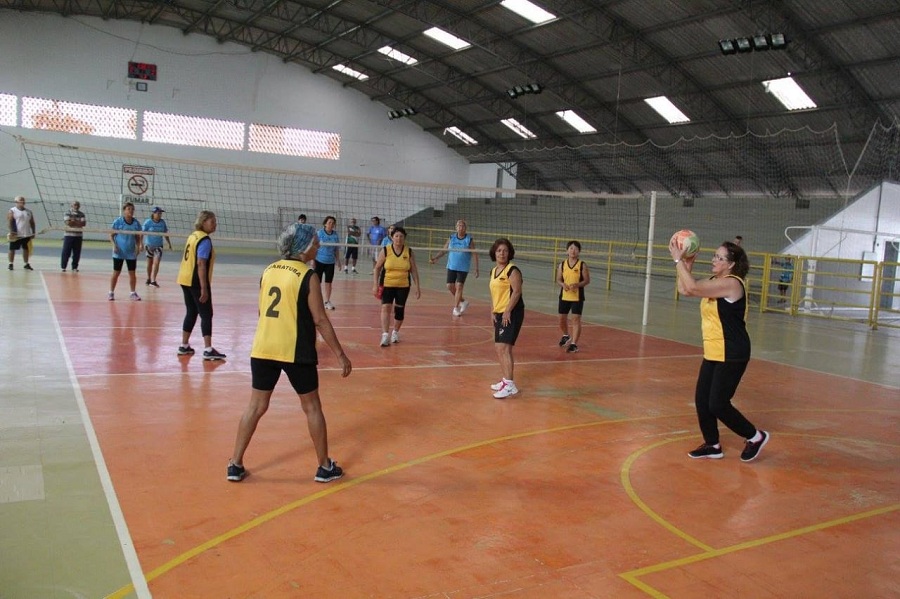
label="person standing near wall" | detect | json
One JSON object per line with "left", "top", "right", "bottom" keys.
{"left": 60, "top": 200, "right": 86, "bottom": 272}
{"left": 342, "top": 218, "right": 361, "bottom": 274}
{"left": 142, "top": 206, "right": 172, "bottom": 287}
{"left": 7, "top": 196, "right": 36, "bottom": 271}
{"left": 367, "top": 216, "right": 386, "bottom": 267}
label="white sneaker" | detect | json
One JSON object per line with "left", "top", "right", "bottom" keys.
{"left": 490, "top": 380, "right": 505, "bottom": 391}
{"left": 380, "top": 333, "right": 390, "bottom": 347}
{"left": 107, "top": 292, "right": 115, "bottom": 301}
{"left": 452, "top": 307, "right": 461, "bottom": 317}
{"left": 342, "top": 266, "right": 348, "bottom": 273}
{"left": 390, "top": 330, "right": 400, "bottom": 344}
{"left": 459, "top": 299, "right": 469, "bottom": 314}
{"left": 324, "top": 300, "right": 335, "bottom": 310}
{"left": 351, "top": 267, "right": 358, "bottom": 274}
{"left": 130, "top": 292, "right": 141, "bottom": 301}
{"left": 493, "top": 381, "right": 518, "bottom": 399}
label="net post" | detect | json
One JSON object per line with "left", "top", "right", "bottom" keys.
{"left": 642, "top": 191, "right": 657, "bottom": 327}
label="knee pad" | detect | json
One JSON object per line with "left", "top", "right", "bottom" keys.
{"left": 394, "top": 305, "right": 405, "bottom": 321}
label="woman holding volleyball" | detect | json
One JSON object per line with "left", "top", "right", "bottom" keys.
{"left": 669, "top": 237, "right": 769, "bottom": 462}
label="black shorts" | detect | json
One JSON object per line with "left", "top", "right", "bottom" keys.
{"left": 9, "top": 236, "right": 33, "bottom": 251}
{"left": 493, "top": 304, "right": 525, "bottom": 345}
{"left": 446, "top": 269, "right": 469, "bottom": 285}
{"left": 314, "top": 261, "right": 336, "bottom": 283}
{"left": 381, "top": 286, "right": 410, "bottom": 305}
{"left": 251, "top": 358, "right": 319, "bottom": 394}
{"left": 113, "top": 258, "right": 138, "bottom": 272}
{"left": 344, "top": 247, "right": 358, "bottom": 261}
{"left": 558, "top": 299, "right": 584, "bottom": 315}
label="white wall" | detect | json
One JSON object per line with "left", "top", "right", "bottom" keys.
{"left": 0, "top": 11, "right": 485, "bottom": 200}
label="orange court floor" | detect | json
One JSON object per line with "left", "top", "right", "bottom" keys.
{"left": 1, "top": 250, "right": 898, "bottom": 599}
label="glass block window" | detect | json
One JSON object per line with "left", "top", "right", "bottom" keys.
{"left": 248, "top": 124, "right": 341, "bottom": 160}
{"left": 22, "top": 97, "right": 136, "bottom": 139}
{"left": 143, "top": 111, "right": 245, "bottom": 150}
{"left": 0, "top": 94, "right": 16, "bottom": 126}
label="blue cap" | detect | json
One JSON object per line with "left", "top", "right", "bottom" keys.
{"left": 151, "top": 207, "right": 165, "bottom": 214}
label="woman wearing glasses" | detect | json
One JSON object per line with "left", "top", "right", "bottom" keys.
{"left": 669, "top": 239, "right": 769, "bottom": 463}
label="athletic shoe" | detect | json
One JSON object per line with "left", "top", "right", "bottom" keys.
{"left": 72, "top": 268, "right": 79, "bottom": 273}
{"left": 688, "top": 444, "right": 724, "bottom": 459}
{"left": 493, "top": 381, "right": 519, "bottom": 399}
{"left": 459, "top": 299, "right": 469, "bottom": 314}
{"left": 390, "top": 330, "right": 400, "bottom": 344}
{"left": 314, "top": 459, "right": 343, "bottom": 483}
{"left": 490, "top": 380, "right": 506, "bottom": 391}
{"left": 145, "top": 279, "right": 151, "bottom": 286}
{"left": 226, "top": 462, "right": 247, "bottom": 482}
{"left": 380, "top": 333, "right": 390, "bottom": 347}
{"left": 203, "top": 348, "right": 227, "bottom": 361}
{"left": 559, "top": 334, "right": 571, "bottom": 347}
{"left": 452, "top": 307, "right": 461, "bottom": 317}
{"left": 107, "top": 292, "right": 115, "bottom": 301}
{"left": 23, "top": 264, "right": 33, "bottom": 271}
{"left": 740, "top": 431, "right": 770, "bottom": 462}
{"left": 342, "top": 266, "right": 348, "bottom": 273}
{"left": 130, "top": 292, "right": 142, "bottom": 301}
{"left": 566, "top": 343, "right": 579, "bottom": 353}
{"left": 61, "top": 269, "right": 66, "bottom": 272}
{"left": 177, "top": 345, "right": 196, "bottom": 356}
{"left": 324, "top": 301, "right": 336, "bottom": 310}
{"left": 351, "top": 268, "right": 358, "bottom": 274}
{"left": 7, "top": 264, "right": 12, "bottom": 271}
{"left": 149, "top": 281, "right": 160, "bottom": 288}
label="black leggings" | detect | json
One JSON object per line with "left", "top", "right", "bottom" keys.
{"left": 694, "top": 359, "right": 756, "bottom": 445}
{"left": 181, "top": 285, "right": 214, "bottom": 338}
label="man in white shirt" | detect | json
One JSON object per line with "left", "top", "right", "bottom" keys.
{"left": 7, "top": 196, "right": 36, "bottom": 271}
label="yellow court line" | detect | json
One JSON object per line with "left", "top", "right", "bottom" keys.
{"left": 105, "top": 424, "right": 900, "bottom": 598}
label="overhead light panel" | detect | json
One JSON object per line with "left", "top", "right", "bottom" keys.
{"left": 501, "top": 118, "right": 537, "bottom": 139}
{"left": 555, "top": 110, "right": 596, "bottom": 134}
{"left": 506, "top": 82, "right": 543, "bottom": 99}
{"left": 719, "top": 33, "right": 788, "bottom": 55}
{"left": 444, "top": 126, "right": 478, "bottom": 145}
{"left": 378, "top": 46, "right": 418, "bottom": 66}
{"left": 388, "top": 107, "right": 418, "bottom": 120}
{"left": 751, "top": 34, "right": 769, "bottom": 51}
{"left": 500, "top": 0, "right": 556, "bottom": 24}
{"left": 763, "top": 77, "right": 816, "bottom": 110}
{"left": 423, "top": 26, "right": 471, "bottom": 50}
{"left": 644, "top": 96, "right": 690, "bottom": 124}
{"left": 332, "top": 64, "right": 368, "bottom": 81}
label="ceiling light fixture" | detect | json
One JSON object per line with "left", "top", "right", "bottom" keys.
{"left": 500, "top": 0, "right": 556, "bottom": 25}
{"left": 719, "top": 33, "right": 788, "bottom": 55}
{"left": 501, "top": 118, "right": 537, "bottom": 139}
{"left": 423, "top": 27, "right": 471, "bottom": 51}
{"left": 444, "top": 126, "right": 478, "bottom": 145}
{"left": 506, "top": 82, "right": 543, "bottom": 99}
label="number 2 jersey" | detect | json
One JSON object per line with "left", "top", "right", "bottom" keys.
{"left": 251, "top": 260, "right": 318, "bottom": 364}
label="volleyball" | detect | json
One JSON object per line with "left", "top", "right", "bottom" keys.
{"left": 671, "top": 229, "right": 700, "bottom": 257}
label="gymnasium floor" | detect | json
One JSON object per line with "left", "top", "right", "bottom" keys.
{"left": 1, "top": 244, "right": 898, "bottom": 599}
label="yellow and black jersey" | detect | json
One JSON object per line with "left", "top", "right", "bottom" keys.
{"left": 559, "top": 258, "right": 585, "bottom": 302}
{"left": 250, "top": 260, "right": 318, "bottom": 364}
{"left": 177, "top": 230, "right": 215, "bottom": 287}
{"left": 382, "top": 244, "right": 412, "bottom": 288}
{"left": 490, "top": 262, "right": 524, "bottom": 314}
{"left": 700, "top": 274, "right": 750, "bottom": 362}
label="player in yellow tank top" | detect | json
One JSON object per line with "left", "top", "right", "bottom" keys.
{"left": 176, "top": 211, "right": 224, "bottom": 360}
{"left": 372, "top": 226, "right": 421, "bottom": 347}
{"left": 556, "top": 240, "right": 591, "bottom": 353}
{"left": 229, "top": 223, "right": 352, "bottom": 484}
{"left": 670, "top": 238, "right": 769, "bottom": 463}
{"left": 488, "top": 238, "right": 524, "bottom": 399}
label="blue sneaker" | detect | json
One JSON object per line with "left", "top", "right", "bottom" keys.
{"left": 314, "top": 459, "right": 343, "bottom": 483}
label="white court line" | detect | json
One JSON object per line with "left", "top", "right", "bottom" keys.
{"left": 40, "top": 274, "right": 152, "bottom": 599}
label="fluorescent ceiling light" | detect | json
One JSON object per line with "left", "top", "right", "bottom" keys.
{"left": 763, "top": 76, "right": 817, "bottom": 110}
{"left": 423, "top": 27, "right": 471, "bottom": 50}
{"left": 501, "top": 118, "right": 537, "bottom": 139}
{"left": 555, "top": 110, "right": 596, "bottom": 133}
{"left": 331, "top": 64, "right": 368, "bottom": 81}
{"left": 500, "top": 0, "right": 556, "bottom": 24}
{"left": 378, "top": 46, "right": 418, "bottom": 66}
{"left": 644, "top": 96, "right": 690, "bottom": 124}
{"left": 444, "top": 126, "right": 478, "bottom": 145}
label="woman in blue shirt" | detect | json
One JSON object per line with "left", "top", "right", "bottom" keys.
{"left": 314, "top": 215, "right": 342, "bottom": 310}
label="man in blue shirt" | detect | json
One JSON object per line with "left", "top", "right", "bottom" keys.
{"left": 108, "top": 202, "right": 143, "bottom": 301}
{"left": 142, "top": 206, "right": 173, "bottom": 288}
